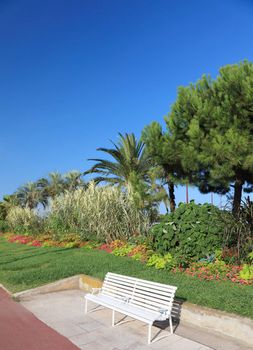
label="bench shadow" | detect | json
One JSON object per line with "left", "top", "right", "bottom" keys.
{"left": 87, "top": 297, "right": 186, "bottom": 335}
{"left": 153, "top": 298, "right": 186, "bottom": 333}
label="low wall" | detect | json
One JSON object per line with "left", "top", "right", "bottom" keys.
{"left": 14, "top": 275, "right": 81, "bottom": 300}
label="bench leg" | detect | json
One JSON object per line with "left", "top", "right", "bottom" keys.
{"left": 169, "top": 316, "right": 173, "bottom": 334}
{"left": 85, "top": 298, "right": 88, "bottom": 314}
{"left": 112, "top": 309, "right": 115, "bottom": 327}
{"left": 148, "top": 324, "right": 152, "bottom": 344}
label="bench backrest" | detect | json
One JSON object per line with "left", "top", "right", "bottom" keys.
{"left": 102, "top": 272, "right": 177, "bottom": 317}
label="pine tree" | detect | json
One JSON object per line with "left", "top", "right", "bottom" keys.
{"left": 142, "top": 122, "right": 185, "bottom": 212}
{"left": 167, "top": 60, "right": 253, "bottom": 214}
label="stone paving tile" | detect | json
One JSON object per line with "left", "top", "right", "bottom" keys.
{"left": 215, "top": 343, "right": 253, "bottom": 350}
{"left": 166, "top": 338, "right": 205, "bottom": 350}
{"left": 150, "top": 334, "right": 183, "bottom": 349}
{"left": 46, "top": 320, "right": 86, "bottom": 337}
{"left": 176, "top": 322, "right": 252, "bottom": 350}
{"left": 77, "top": 319, "right": 104, "bottom": 332}
{"left": 79, "top": 341, "right": 120, "bottom": 350}
{"left": 69, "top": 332, "right": 96, "bottom": 347}
{"left": 21, "top": 290, "right": 249, "bottom": 350}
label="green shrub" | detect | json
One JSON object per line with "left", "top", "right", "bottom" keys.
{"left": 222, "top": 200, "right": 253, "bottom": 261}
{"left": 0, "top": 220, "right": 9, "bottom": 233}
{"left": 112, "top": 245, "right": 133, "bottom": 256}
{"left": 6, "top": 207, "right": 43, "bottom": 235}
{"left": 239, "top": 264, "right": 253, "bottom": 280}
{"left": 0, "top": 202, "right": 7, "bottom": 221}
{"left": 82, "top": 241, "right": 100, "bottom": 250}
{"left": 239, "top": 252, "right": 253, "bottom": 280}
{"left": 149, "top": 202, "right": 225, "bottom": 261}
{"left": 146, "top": 253, "right": 175, "bottom": 269}
{"left": 47, "top": 182, "right": 150, "bottom": 242}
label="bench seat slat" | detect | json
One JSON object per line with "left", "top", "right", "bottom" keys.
{"left": 103, "top": 281, "right": 134, "bottom": 291}
{"left": 130, "top": 293, "right": 173, "bottom": 308}
{"left": 134, "top": 286, "right": 175, "bottom": 299}
{"left": 102, "top": 290, "right": 133, "bottom": 300}
{"left": 102, "top": 286, "right": 133, "bottom": 295}
{"left": 85, "top": 293, "right": 167, "bottom": 323}
{"left": 130, "top": 298, "right": 172, "bottom": 312}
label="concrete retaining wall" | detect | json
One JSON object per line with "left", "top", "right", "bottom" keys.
{"left": 14, "top": 275, "right": 81, "bottom": 301}
{"left": 180, "top": 302, "right": 253, "bottom": 346}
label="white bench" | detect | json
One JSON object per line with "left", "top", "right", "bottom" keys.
{"left": 84, "top": 272, "right": 177, "bottom": 344}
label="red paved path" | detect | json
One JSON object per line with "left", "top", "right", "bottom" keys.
{"left": 0, "top": 288, "right": 79, "bottom": 350}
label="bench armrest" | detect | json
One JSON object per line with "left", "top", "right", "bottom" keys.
{"left": 91, "top": 288, "right": 102, "bottom": 295}
{"left": 121, "top": 297, "right": 130, "bottom": 303}
{"left": 158, "top": 308, "right": 169, "bottom": 316}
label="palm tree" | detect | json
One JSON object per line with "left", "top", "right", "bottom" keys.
{"left": 0, "top": 194, "right": 20, "bottom": 219}
{"left": 15, "top": 181, "right": 47, "bottom": 209}
{"left": 84, "top": 133, "right": 151, "bottom": 194}
{"left": 64, "top": 170, "right": 86, "bottom": 191}
{"left": 46, "top": 172, "right": 65, "bottom": 198}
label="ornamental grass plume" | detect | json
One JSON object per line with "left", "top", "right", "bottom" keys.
{"left": 48, "top": 182, "right": 150, "bottom": 242}
{"left": 6, "top": 206, "right": 42, "bottom": 234}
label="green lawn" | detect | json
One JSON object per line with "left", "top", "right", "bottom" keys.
{"left": 0, "top": 236, "right": 252, "bottom": 319}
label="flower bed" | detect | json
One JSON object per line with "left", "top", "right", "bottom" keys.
{"left": 3, "top": 233, "right": 253, "bottom": 286}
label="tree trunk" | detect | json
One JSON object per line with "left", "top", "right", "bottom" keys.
{"left": 232, "top": 179, "right": 244, "bottom": 216}
{"left": 168, "top": 181, "right": 176, "bottom": 212}
{"left": 186, "top": 183, "right": 189, "bottom": 204}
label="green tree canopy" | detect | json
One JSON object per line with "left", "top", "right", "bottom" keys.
{"left": 166, "top": 60, "right": 253, "bottom": 214}
{"left": 142, "top": 121, "right": 187, "bottom": 212}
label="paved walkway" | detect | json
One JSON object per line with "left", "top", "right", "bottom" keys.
{"left": 20, "top": 290, "right": 252, "bottom": 350}
{"left": 0, "top": 288, "right": 79, "bottom": 350}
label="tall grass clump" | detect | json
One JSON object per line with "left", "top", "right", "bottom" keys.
{"left": 48, "top": 182, "right": 150, "bottom": 242}
{"left": 222, "top": 199, "right": 253, "bottom": 261}
{"left": 6, "top": 206, "right": 42, "bottom": 235}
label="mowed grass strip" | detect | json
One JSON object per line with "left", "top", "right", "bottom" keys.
{"left": 0, "top": 236, "right": 252, "bottom": 319}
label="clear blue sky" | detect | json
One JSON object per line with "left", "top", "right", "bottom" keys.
{"left": 1, "top": 0, "right": 253, "bottom": 207}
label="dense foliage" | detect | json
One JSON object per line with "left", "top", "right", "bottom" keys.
{"left": 149, "top": 202, "right": 225, "bottom": 262}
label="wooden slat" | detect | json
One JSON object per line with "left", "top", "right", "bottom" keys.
{"left": 107, "top": 273, "right": 177, "bottom": 291}
{"left": 102, "top": 283, "right": 133, "bottom": 295}
{"left": 106, "top": 273, "right": 136, "bottom": 284}
{"left": 130, "top": 295, "right": 172, "bottom": 309}
{"left": 101, "top": 272, "right": 177, "bottom": 317}
{"left": 108, "top": 274, "right": 175, "bottom": 293}
{"left": 130, "top": 299, "right": 161, "bottom": 312}
{"left": 103, "top": 280, "right": 135, "bottom": 291}
{"left": 132, "top": 290, "right": 173, "bottom": 305}
{"left": 102, "top": 287, "right": 132, "bottom": 296}
{"left": 134, "top": 285, "right": 175, "bottom": 298}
